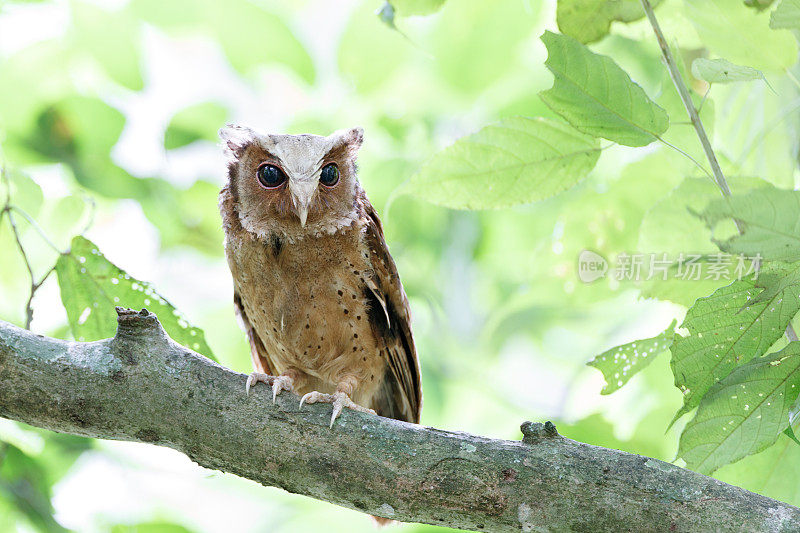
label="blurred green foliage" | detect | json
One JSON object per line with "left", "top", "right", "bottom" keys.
{"left": 1, "top": 0, "right": 800, "bottom": 531}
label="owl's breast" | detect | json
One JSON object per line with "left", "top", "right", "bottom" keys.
{"left": 226, "top": 227, "right": 384, "bottom": 386}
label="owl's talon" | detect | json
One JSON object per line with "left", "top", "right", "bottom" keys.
{"left": 271, "top": 375, "right": 295, "bottom": 403}
{"left": 246, "top": 372, "right": 295, "bottom": 401}
{"left": 245, "top": 372, "right": 271, "bottom": 396}
{"left": 299, "top": 390, "right": 376, "bottom": 428}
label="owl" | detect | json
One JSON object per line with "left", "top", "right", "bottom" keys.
{"left": 218, "top": 125, "right": 422, "bottom": 429}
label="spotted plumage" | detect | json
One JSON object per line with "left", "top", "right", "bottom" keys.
{"left": 219, "top": 125, "right": 421, "bottom": 427}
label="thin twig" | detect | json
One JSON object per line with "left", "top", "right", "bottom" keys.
{"left": 9, "top": 205, "right": 65, "bottom": 255}
{"left": 640, "top": 0, "right": 732, "bottom": 198}
{"left": 656, "top": 135, "right": 714, "bottom": 179}
{"left": 6, "top": 209, "right": 37, "bottom": 329}
{"left": 79, "top": 194, "right": 97, "bottom": 237}
{"left": 1, "top": 164, "right": 10, "bottom": 208}
{"left": 0, "top": 167, "right": 62, "bottom": 329}
{"left": 697, "top": 86, "right": 711, "bottom": 115}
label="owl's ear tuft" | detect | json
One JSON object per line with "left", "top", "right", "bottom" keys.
{"left": 345, "top": 126, "right": 364, "bottom": 148}
{"left": 330, "top": 126, "right": 364, "bottom": 157}
{"left": 219, "top": 124, "right": 256, "bottom": 157}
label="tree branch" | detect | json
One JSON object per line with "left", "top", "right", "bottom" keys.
{"left": 639, "top": 0, "right": 732, "bottom": 198}
{"left": 0, "top": 309, "right": 797, "bottom": 532}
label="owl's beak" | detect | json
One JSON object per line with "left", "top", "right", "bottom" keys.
{"left": 289, "top": 180, "right": 317, "bottom": 227}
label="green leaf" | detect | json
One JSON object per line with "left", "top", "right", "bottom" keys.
{"left": 56, "top": 236, "right": 215, "bottom": 360}
{"left": 770, "top": 0, "right": 800, "bottom": 29}
{"left": 111, "top": 522, "right": 195, "bottom": 533}
{"left": 70, "top": 1, "right": 143, "bottom": 91}
{"left": 557, "top": 0, "right": 660, "bottom": 44}
{"left": 685, "top": 0, "right": 797, "bottom": 72}
{"left": 338, "top": 0, "right": 411, "bottom": 93}
{"left": 639, "top": 177, "right": 770, "bottom": 257}
{"left": 588, "top": 320, "right": 676, "bottom": 394}
{"left": 539, "top": 31, "right": 669, "bottom": 147}
{"left": 784, "top": 425, "right": 800, "bottom": 446}
{"left": 671, "top": 269, "right": 800, "bottom": 422}
{"left": 406, "top": 117, "right": 600, "bottom": 209}
{"left": 690, "top": 58, "right": 765, "bottom": 84}
{"left": 431, "top": 0, "right": 541, "bottom": 94}
{"left": 208, "top": 0, "right": 314, "bottom": 84}
{"left": 391, "top": 0, "right": 446, "bottom": 16}
{"left": 700, "top": 187, "right": 800, "bottom": 262}
{"left": 678, "top": 342, "right": 800, "bottom": 474}
{"left": 716, "top": 432, "right": 800, "bottom": 506}
{"left": 140, "top": 180, "right": 224, "bottom": 256}
{"left": 745, "top": 0, "right": 777, "bottom": 10}
{"left": 4, "top": 170, "right": 43, "bottom": 219}
{"left": 0, "top": 444, "right": 66, "bottom": 532}
{"left": 129, "top": 0, "right": 314, "bottom": 84}
{"left": 164, "top": 102, "right": 228, "bottom": 150}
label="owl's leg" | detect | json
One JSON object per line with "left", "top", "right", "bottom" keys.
{"left": 298, "top": 377, "right": 376, "bottom": 428}
{"left": 245, "top": 368, "right": 300, "bottom": 403}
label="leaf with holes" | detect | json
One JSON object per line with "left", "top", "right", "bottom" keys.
{"left": 55, "top": 236, "right": 215, "bottom": 360}
{"left": 698, "top": 187, "right": 800, "bottom": 262}
{"left": 678, "top": 342, "right": 800, "bottom": 474}
{"left": 405, "top": 116, "right": 600, "bottom": 209}
{"left": 539, "top": 31, "right": 668, "bottom": 147}
{"left": 588, "top": 320, "right": 676, "bottom": 394}
{"left": 671, "top": 265, "right": 800, "bottom": 424}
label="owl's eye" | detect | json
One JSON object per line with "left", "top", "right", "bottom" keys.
{"left": 257, "top": 164, "right": 286, "bottom": 188}
{"left": 319, "top": 163, "right": 339, "bottom": 187}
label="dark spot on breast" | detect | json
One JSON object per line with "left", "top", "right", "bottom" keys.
{"left": 305, "top": 324, "right": 310, "bottom": 329}
{"left": 353, "top": 333, "right": 358, "bottom": 338}
{"left": 353, "top": 346, "right": 358, "bottom": 352}
{"left": 362, "top": 357, "right": 367, "bottom": 361}
{"left": 270, "top": 235, "right": 283, "bottom": 258}
{"left": 337, "top": 290, "right": 343, "bottom": 296}
{"left": 343, "top": 309, "right": 349, "bottom": 314}
{"left": 352, "top": 294, "right": 357, "bottom": 299}
{"left": 353, "top": 270, "right": 359, "bottom": 275}
{"left": 356, "top": 315, "right": 361, "bottom": 320}
{"left": 370, "top": 375, "right": 374, "bottom": 381}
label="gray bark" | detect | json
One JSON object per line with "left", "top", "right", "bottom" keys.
{"left": 0, "top": 308, "right": 798, "bottom": 532}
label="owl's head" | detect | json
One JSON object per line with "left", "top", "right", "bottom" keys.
{"left": 219, "top": 125, "right": 364, "bottom": 239}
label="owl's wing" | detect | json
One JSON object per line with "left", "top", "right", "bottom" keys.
{"left": 359, "top": 194, "right": 422, "bottom": 424}
{"left": 233, "top": 290, "right": 276, "bottom": 376}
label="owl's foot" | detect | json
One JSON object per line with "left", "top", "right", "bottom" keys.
{"left": 245, "top": 372, "right": 295, "bottom": 403}
{"left": 299, "top": 391, "right": 376, "bottom": 428}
